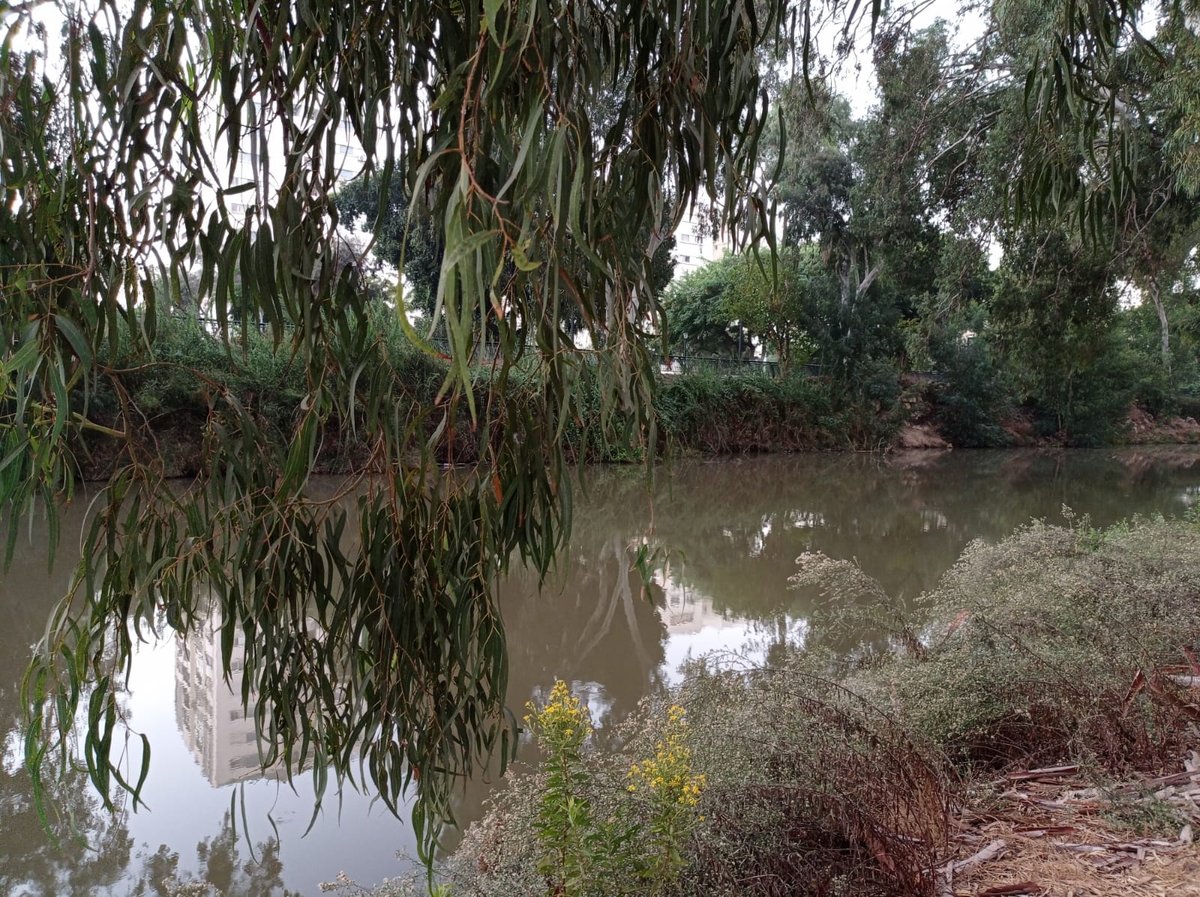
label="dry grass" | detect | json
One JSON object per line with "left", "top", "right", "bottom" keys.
{"left": 832, "top": 518, "right": 1200, "bottom": 775}
{"left": 954, "top": 834, "right": 1200, "bottom": 897}
{"left": 943, "top": 751, "right": 1200, "bottom": 896}
{"left": 674, "top": 670, "right": 953, "bottom": 896}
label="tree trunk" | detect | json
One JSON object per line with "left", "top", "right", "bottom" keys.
{"left": 1149, "top": 279, "right": 1171, "bottom": 374}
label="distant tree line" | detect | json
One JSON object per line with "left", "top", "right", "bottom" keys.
{"left": 658, "top": 9, "right": 1200, "bottom": 444}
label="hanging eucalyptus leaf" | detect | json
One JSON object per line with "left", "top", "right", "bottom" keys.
{"left": 2, "top": 0, "right": 792, "bottom": 863}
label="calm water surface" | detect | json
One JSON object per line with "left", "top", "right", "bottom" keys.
{"left": 4, "top": 448, "right": 1200, "bottom": 895}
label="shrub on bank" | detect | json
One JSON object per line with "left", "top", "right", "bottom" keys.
{"left": 83, "top": 317, "right": 1200, "bottom": 466}
{"left": 429, "top": 516, "right": 1200, "bottom": 897}
{"left": 655, "top": 371, "right": 845, "bottom": 454}
{"left": 854, "top": 516, "right": 1200, "bottom": 771}
{"left": 79, "top": 321, "right": 897, "bottom": 474}
{"left": 926, "top": 339, "right": 1010, "bottom": 447}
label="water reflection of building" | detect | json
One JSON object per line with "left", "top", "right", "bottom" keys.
{"left": 174, "top": 611, "right": 283, "bottom": 788}
{"left": 653, "top": 568, "right": 730, "bottom": 634}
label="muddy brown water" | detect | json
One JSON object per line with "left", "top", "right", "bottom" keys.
{"left": 3, "top": 448, "right": 1200, "bottom": 895}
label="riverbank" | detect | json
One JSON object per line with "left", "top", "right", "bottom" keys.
{"left": 390, "top": 516, "right": 1200, "bottom": 897}
{"left": 71, "top": 317, "right": 1200, "bottom": 480}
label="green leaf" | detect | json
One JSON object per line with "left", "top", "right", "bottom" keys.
{"left": 53, "top": 315, "right": 93, "bottom": 368}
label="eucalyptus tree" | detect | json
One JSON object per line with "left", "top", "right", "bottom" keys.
{"left": 334, "top": 84, "right": 679, "bottom": 331}
{"left": 1, "top": 0, "right": 785, "bottom": 860}
{"left": 1104, "top": 10, "right": 1200, "bottom": 376}
{"left": 990, "top": 231, "right": 1126, "bottom": 438}
{"left": 1, "top": 0, "right": 1186, "bottom": 869}
{"left": 768, "top": 21, "right": 981, "bottom": 369}
{"left": 995, "top": 0, "right": 1200, "bottom": 376}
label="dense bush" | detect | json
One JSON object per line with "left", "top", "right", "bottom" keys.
{"left": 75, "top": 310, "right": 452, "bottom": 476}
{"left": 654, "top": 372, "right": 846, "bottom": 454}
{"left": 853, "top": 516, "right": 1200, "bottom": 770}
{"left": 68, "top": 309, "right": 1199, "bottom": 476}
{"left": 1030, "top": 330, "right": 1142, "bottom": 446}
{"left": 420, "top": 516, "right": 1200, "bottom": 897}
{"left": 926, "top": 338, "right": 1009, "bottom": 448}
{"left": 560, "top": 367, "right": 898, "bottom": 461}
{"left": 76, "top": 322, "right": 901, "bottom": 476}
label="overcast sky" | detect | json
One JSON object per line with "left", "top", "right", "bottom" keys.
{"left": 814, "top": 0, "right": 988, "bottom": 115}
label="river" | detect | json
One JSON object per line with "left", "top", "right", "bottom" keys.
{"left": 3, "top": 448, "right": 1200, "bottom": 895}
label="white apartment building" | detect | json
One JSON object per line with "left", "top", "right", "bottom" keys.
{"left": 671, "top": 207, "right": 729, "bottom": 279}
{"left": 225, "top": 124, "right": 369, "bottom": 220}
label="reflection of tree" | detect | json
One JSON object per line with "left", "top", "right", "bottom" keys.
{"left": 128, "top": 812, "right": 297, "bottom": 897}
{"left": 502, "top": 448, "right": 1200, "bottom": 675}
{"left": 499, "top": 527, "right": 668, "bottom": 732}
{"left": 483, "top": 449, "right": 1200, "bottom": 670}
{"left": 443, "top": 513, "right": 672, "bottom": 848}
{"left": 7, "top": 450, "right": 1200, "bottom": 884}
{"left": 641, "top": 449, "right": 1200, "bottom": 628}
{"left": 0, "top": 763, "right": 134, "bottom": 897}
{"left": 0, "top": 497, "right": 136, "bottom": 897}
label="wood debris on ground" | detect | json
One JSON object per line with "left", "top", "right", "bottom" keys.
{"left": 937, "top": 750, "right": 1200, "bottom": 896}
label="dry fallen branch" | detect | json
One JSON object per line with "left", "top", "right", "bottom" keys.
{"left": 1007, "top": 766, "right": 1081, "bottom": 782}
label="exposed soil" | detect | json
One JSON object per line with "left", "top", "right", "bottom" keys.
{"left": 898, "top": 423, "right": 953, "bottom": 450}
{"left": 1000, "top": 410, "right": 1048, "bottom": 447}
{"left": 1127, "top": 406, "right": 1200, "bottom": 446}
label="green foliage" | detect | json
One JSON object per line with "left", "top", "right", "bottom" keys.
{"left": 525, "top": 682, "right": 613, "bottom": 897}
{"left": 625, "top": 705, "right": 707, "bottom": 891}
{"left": 989, "top": 234, "right": 1127, "bottom": 442}
{"left": 850, "top": 517, "right": 1200, "bottom": 770}
{"left": 1101, "top": 794, "right": 1190, "bottom": 839}
{"left": 1159, "top": 6, "right": 1200, "bottom": 197}
{"left": 653, "top": 371, "right": 859, "bottom": 453}
{"left": 662, "top": 256, "right": 743, "bottom": 357}
{"left": 6, "top": 0, "right": 1200, "bottom": 873}
{"left": 1, "top": 0, "right": 788, "bottom": 862}
{"left": 428, "top": 517, "right": 1200, "bottom": 897}
{"left": 447, "top": 671, "right": 950, "bottom": 897}
{"left": 662, "top": 246, "right": 837, "bottom": 373}
{"left": 446, "top": 681, "right": 705, "bottom": 892}
{"left": 909, "top": 293, "right": 1011, "bottom": 448}
{"left": 511, "top": 682, "right": 704, "bottom": 897}
{"left": 930, "top": 338, "right": 1009, "bottom": 448}
{"left": 333, "top": 172, "right": 443, "bottom": 316}
{"left": 722, "top": 247, "right": 831, "bottom": 372}
{"left": 766, "top": 1, "right": 1200, "bottom": 447}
